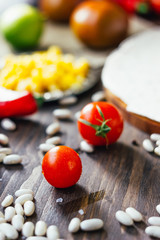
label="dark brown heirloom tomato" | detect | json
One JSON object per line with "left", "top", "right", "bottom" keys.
{"left": 70, "top": 0, "right": 128, "bottom": 48}
{"left": 39, "top": 0, "right": 83, "bottom": 22}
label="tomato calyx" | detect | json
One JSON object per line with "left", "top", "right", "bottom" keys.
{"left": 79, "top": 105, "right": 111, "bottom": 138}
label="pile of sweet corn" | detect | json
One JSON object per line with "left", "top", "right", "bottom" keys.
{"left": 0, "top": 46, "right": 89, "bottom": 94}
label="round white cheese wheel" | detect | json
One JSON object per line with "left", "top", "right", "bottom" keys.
{"left": 102, "top": 28, "right": 160, "bottom": 123}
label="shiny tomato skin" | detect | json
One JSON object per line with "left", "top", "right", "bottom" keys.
{"left": 39, "top": 0, "right": 83, "bottom": 22}
{"left": 78, "top": 102, "right": 123, "bottom": 145}
{"left": 70, "top": 0, "right": 128, "bottom": 48}
{"left": 42, "top": 146, "right": 82, "bottom": 188}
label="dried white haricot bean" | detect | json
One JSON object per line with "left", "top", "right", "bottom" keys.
{"left": 46, "top": 122, "right": 60, "bottom": 136}
{"left": 35, "top": 221, "right": 47, "bottom": 236}
{"left": 1, "top": 195, "right": 13, "bottom": 207}
{"left": 148, "top": 216, "right": 160, "bottom": 226}
{"left": 0, "top": 231, "right": 5, "bottom": 240}
{"left": 156, "top": 139, "right": 160, "bottom": 146}
{"left": 47, "top": 225, "right": 60, "bottom": 240}
{"left": 39, "top": 143, "right": 55, "bottom": 152}
{"left": 0, "top": 148, "right": 12, "bottom": 155}
{"left": 46, "top": 136, "right": 61, "bottom": 145}
{"left": 15, "top": 189, "right": 34, "bottom": 197}
{"left": 142, "top": 139, "right": 154, "bottom": 152}
{"left": 154, "top": 147, "right": 160, "bottom": 156}
{"left": 15, "top": 194, "right": 33, "bottom": 205}
{"left": 80, "top": 218, "right": 104, "bottom": 231}
{"left": 26, "top": 237, "right": 48, "bottom": 240}
{"left": 1, "top": 118, "right": 16, "bottom": 131}
{"left": 15, "top": 203, "right": 24, "bottom": 215}
{"left": 0, "top": 218, "right": 6, "bottom": 224}
{"left": 156, "top": 204, "right": 160, "bottom": 214}
{"left": 22, "top": 222, "right": 34, "bottom": 237}
{"left": 68, "top": 218, "right": 81, "bottom": 233}
{"left": 80, "top": 141, "right": 94, "bottom": 153}
{"left": 3, "top": 154, "right": 22, "bottom": 165}
{"left": 125, "top": 207, "right": 143, "bottom": 222}
{"left": 74, "top": 111, "right": 81, "bottom": 120}
{"left": 115, "top": 210, "right": 133, "bottom": 226}
{"left": 5, "top": 206, "right": 15, "bottom": 222}
{"left": 0, "top": 153, "right": 6, "bottom": 163}
{"left": 0, "top": 223, "right": 18, "bottom": 239}
{"left": 145, "top": 226, "right": 160, "bottom": 238}
{"left": 11, "top": 214, "right": 24, "bottom": 231}
{"left": 91, "top": 91, "right": 106, "bottom": 102}
{"left": 59, "top": 96, "right": 77, "bottom": 105}
{"left": 150, "top": 133, "right": 160, "bottom": 142}
{"left": 0, "top": 211, "right": 4, "bottom": 218}
{"left": 53, "top": 109, "right": 72, "bottom": 119}
{"left": 24, "top": 201, "right": 35, "bottom": 216}
{"left": 0, "top": 133, "right": 9, "bottom": 145}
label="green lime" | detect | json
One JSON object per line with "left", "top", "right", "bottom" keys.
{"left": 0, "top": 4, "right": 44, "bottom": 50}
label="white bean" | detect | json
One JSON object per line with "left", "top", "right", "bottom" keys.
{"left": 0, "top": 211, "right": 4, "bottom": 218}
{"left": 39, "top": 143, "right": 55, "bottom": 152}
{"left": 26, "top": 237, "right": 48, "bottom": 240}
{"left": 22, "top": 222, "right": 34, "bottom": 237}
{"left": 24, "top": 201, "right": 35, "bottom": 216}
{"left": 0, "top": 223, "right": 18, "bottom": 239}
{"left": 148, "top": 216, "right": 160, "bottom": 226}
{"left": 15, "top": 194, "right": 33, "bottom": 205}
{"left": 0, "top": 133, "right": 9, "bottom": 145}
{"left": 5, "top": 206, "right": 15, "bottom": 222}
{"left": 46, "top": 122, "right": 60, "bottom": 136}
{"left": 74, "top": 111, "right": 81, "bottom": 120}
{"left": 15, "top": 203, "right": 24, "bottom": 215}
{"left": 0, "top": 218, "right": 6, "bottom": 224}
{"left": 47, "top": 225, "right": 60, "bottom": 240}
{"left": 115, "top": 210, "right": 133, "bottom": 226}
{"left": 80, "top": 141, "right": 94, "bottom": 153}
{"left": 35, "top": 221, "right": 47, "bottom": 236}
{"left": 156, "top": 204, "right": 160, "bottom": 214}
{"left": 80, "top": 218, "right": 104, "bottom": 231}
{"left": 46, "top": 136, "right": 61, "bottom": 145}
{"left": 0, "top": 148, "right": 12, "bottom": 155}
{"left": 0, "top": 153, "right": 5, "bottom": 163}
{"left": 59, "top": 96, "right": 77, "bottom": 105}
{"left": 1, "top": 119, "right": 16, "bottom": 131}
{"left": 68, "top": 218, "right": 81, "bottom": 233}
{"left": 15, "top": 189, "right": 34, "bottom": 197}
{"left": 3, "top": 154, "right": 22, "bottom": 165}
{"left": 53, "top": 109, "right": 72, "bottom": 119}
{"left": 156, "top": 139, "right": 160, "bottom": 146}
{"left": 154, "top": 147, "right": 160, "bottom": 156}
{"left": 145, "top": 226, "right": 160, "bottom": 238}
{"left": 1, "top": 195, "right": 13, "bottom": 207}
{"left": 142, "top": 139, "right": 154, "bottom": 152}
{"left": 125, "top": 207, "right": 143, "bottom": 222}
{"left": 11, "top": 214, "right": 24, "bottom": 231}
{"left": 150, "top": 133, "right": 160, "bottom": 142}
{"left": 91, "top": 91, "right": 106, "bottom": 102}
{"left": 0, "top": 231, "right": 5, "bottom": 240}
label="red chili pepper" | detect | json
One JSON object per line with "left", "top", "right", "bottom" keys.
{"left": 0, "top": 87, "right": 37, "bottom": 118}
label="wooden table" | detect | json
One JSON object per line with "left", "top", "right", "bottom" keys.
{"left": 0, "top": 17, "right": 159, "bottom": 240}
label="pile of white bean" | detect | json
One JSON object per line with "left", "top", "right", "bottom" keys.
{"left": 0, "top": 188, "right": 61, "bottom": 240}
{"left": 142, "top": 133, "right": 160, "bottom": 156}
{"left": 0, "top": 132, "right": 22, "bottom": 165}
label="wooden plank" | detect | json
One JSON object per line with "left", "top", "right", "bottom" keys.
{"left": 0, "top": 81, "right": 160, "bottom": 240}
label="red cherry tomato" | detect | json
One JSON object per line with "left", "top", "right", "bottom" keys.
{"left": 42, "top": 146, "right": 82, "bottom": 188}
{"left": 78, "top": 102, "right": 123, "bottom": 146}
{"left": 150, "top": 0, "right": 160, "bottom": 14}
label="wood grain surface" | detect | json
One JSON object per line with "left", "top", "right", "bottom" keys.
{"left": 0, "top": 80, "right": 160, "bottom": 240}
